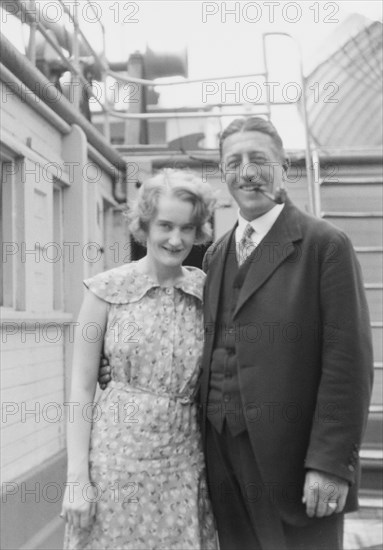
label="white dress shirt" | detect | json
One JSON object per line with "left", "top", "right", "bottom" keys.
{"left": 235, "top": 203, "right": 285, "bottom": 248}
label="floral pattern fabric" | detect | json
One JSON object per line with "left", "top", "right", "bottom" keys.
{"left": 63, "top": 262, "right": 217, "bottom": 550}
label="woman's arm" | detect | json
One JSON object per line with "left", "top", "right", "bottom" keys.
{"left": 61, "top": 289, "right": 108, "bottom": 529}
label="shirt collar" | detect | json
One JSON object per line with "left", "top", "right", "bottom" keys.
{"left": 85, "top": 263, "right": 204, "bottom": 304}
{"left": 127, "top": 264, "right": 205, "bottom": 303}
{"left": 236, "top": 203, "right": 284, "bottom": 243}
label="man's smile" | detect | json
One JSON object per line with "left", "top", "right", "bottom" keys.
{"left": 238, "top": 183, "right": 266, "bottom": 192}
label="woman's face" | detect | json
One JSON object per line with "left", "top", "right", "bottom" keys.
{"left": 145, "top": 195, "right": 197, "bottom": 270}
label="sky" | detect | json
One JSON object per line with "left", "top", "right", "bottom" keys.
{"left": 98, "top": 1, "right": 382, "bottom": 73}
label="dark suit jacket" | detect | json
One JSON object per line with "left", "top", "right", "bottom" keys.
{"left": 200, "top": 199, "right": 373, "bottom": 524}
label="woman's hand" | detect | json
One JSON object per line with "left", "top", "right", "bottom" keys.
{"left": 61, "top": 480, "right": 98, "bottom": 530}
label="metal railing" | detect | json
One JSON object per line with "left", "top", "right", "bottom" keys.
{"left": 311, "top": 149, "right": 322, "bottom": 217}
{"left": 2, "top": 0, "right": 319, "bottom": 215}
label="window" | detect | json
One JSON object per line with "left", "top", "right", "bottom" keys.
{"left": 53, "top": 184, "right": 64, "bottom": 310}
{"left": 1, "top": 157, "right": 15, "bottom": 307}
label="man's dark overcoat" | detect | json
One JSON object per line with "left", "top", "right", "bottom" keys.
{"left": 200, "top": 199, "right": 373, "bottom": 524}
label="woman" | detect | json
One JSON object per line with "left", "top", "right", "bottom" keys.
{"left": 61, "top": 169, "right": 217, "bottom": 550}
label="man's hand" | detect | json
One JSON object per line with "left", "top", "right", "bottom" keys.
{"left": 303, "top": 470, "right": 349, "bottom": 518}
{"left": 98, "top": 356, "right": 112, "bottom": 390}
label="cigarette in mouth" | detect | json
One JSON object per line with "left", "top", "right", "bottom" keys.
{"left": 253, "top": 186, "right": 275, "bottom": 202}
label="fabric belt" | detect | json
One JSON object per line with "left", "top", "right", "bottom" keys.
{"left": 107, "top": 380, "right": 195, "bottom": 406}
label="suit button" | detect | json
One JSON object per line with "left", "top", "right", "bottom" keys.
{"left": 348, "top": 464, "right": 355, "bottom": 472}
{"left": 223, "top": 394, "right": 231, "bottom": 403}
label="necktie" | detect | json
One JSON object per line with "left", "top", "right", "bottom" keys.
{"left": 237, "top": 224, "right": 255, "bottom": 266}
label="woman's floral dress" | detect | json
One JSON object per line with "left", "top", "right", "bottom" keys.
{"left": 63, "top": 262, "right": 217, "bottom": 550}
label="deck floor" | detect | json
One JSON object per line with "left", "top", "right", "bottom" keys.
{"left": 37, "top": 513, "right": 383, "bottom": 550}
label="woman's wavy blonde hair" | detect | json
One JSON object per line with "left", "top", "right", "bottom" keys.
{"left": 126, "top": 168, "right": 216, "bottom": 246}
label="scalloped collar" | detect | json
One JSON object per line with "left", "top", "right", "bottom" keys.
{"left": 100, "top": 262, "right": 205, "bottom": 304}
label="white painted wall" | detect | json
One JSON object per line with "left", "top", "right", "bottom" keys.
{"left": 0, "top": 80, "right": 124, "bottom": 484}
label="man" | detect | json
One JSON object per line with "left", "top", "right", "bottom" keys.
{"left": 100, "top": 117, "right": 373, "bottom": 549}
{"left": 199, "top": 116, "right": 373, "bottom": 549}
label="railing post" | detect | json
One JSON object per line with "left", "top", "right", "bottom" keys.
{"left": 27, "top": 0, "right": 37, "bottom": 65}
{"left": 255, "top": 33, "right": 317, "bottom": 215}
{"left": 71, "top": 1, "right": 81, "bottom": 110}
{"left": 262, "top": 35, "right": 272, "bottom": 121}
{"left": 312, "top": 149, "right": 322, "bottom": 217}
{"left": 299, "top": 56, "right": 316, "bottom": 215}
{"left": 103, "top": 72, "right": 111, "bottom": 143}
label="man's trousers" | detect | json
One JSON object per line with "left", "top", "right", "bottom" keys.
{"left": 205, "top": 422, "right": 344, "bottom": 550}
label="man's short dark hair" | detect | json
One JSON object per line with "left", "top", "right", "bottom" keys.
{"left": 219, "top": 117, "right": 288, "bottom": 169}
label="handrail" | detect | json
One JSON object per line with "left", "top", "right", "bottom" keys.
{"left": 0, "top": 32, "right": 125, "bottom": 172}
{"left": 11, "top": 0, "right": 107, "bottom": 110}
{"left": 107, "top": 110, "right": 270, "bottom": 120}
{"left": 2, "top": 3, "right": 315, "bottom": 163}
{"left": 312, "top": 149, "right": 322, "bottom": 217}
{"left": 108, "top": 69, "right": 267, "bottom": 87}
{"left": 58, "top": 0, "right": 106, "bottom": 77}
{"left": 261, "top": 35, "right": 271, "bottom": 120}
{"left": 262, "top": 32, "right": 315, "bottom": 215}
{"left": 71, "top": 0, "right": 80, "bottom": 110}
{"left": 12, "top": 0, "right": 106, "bottom": 110}
{"left": 26, "top": 0, "right": 37, "bottom": 64}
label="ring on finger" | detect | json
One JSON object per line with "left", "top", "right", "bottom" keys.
{"left": 327, "top": 502, "right": 337, "bottom": 510}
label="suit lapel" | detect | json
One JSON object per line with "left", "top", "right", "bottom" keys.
{"left": 205, "top": 225, "right": 236, "bottom": 322}
{"left": 233, "top": 200, "right": 302, "bottom": 318}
